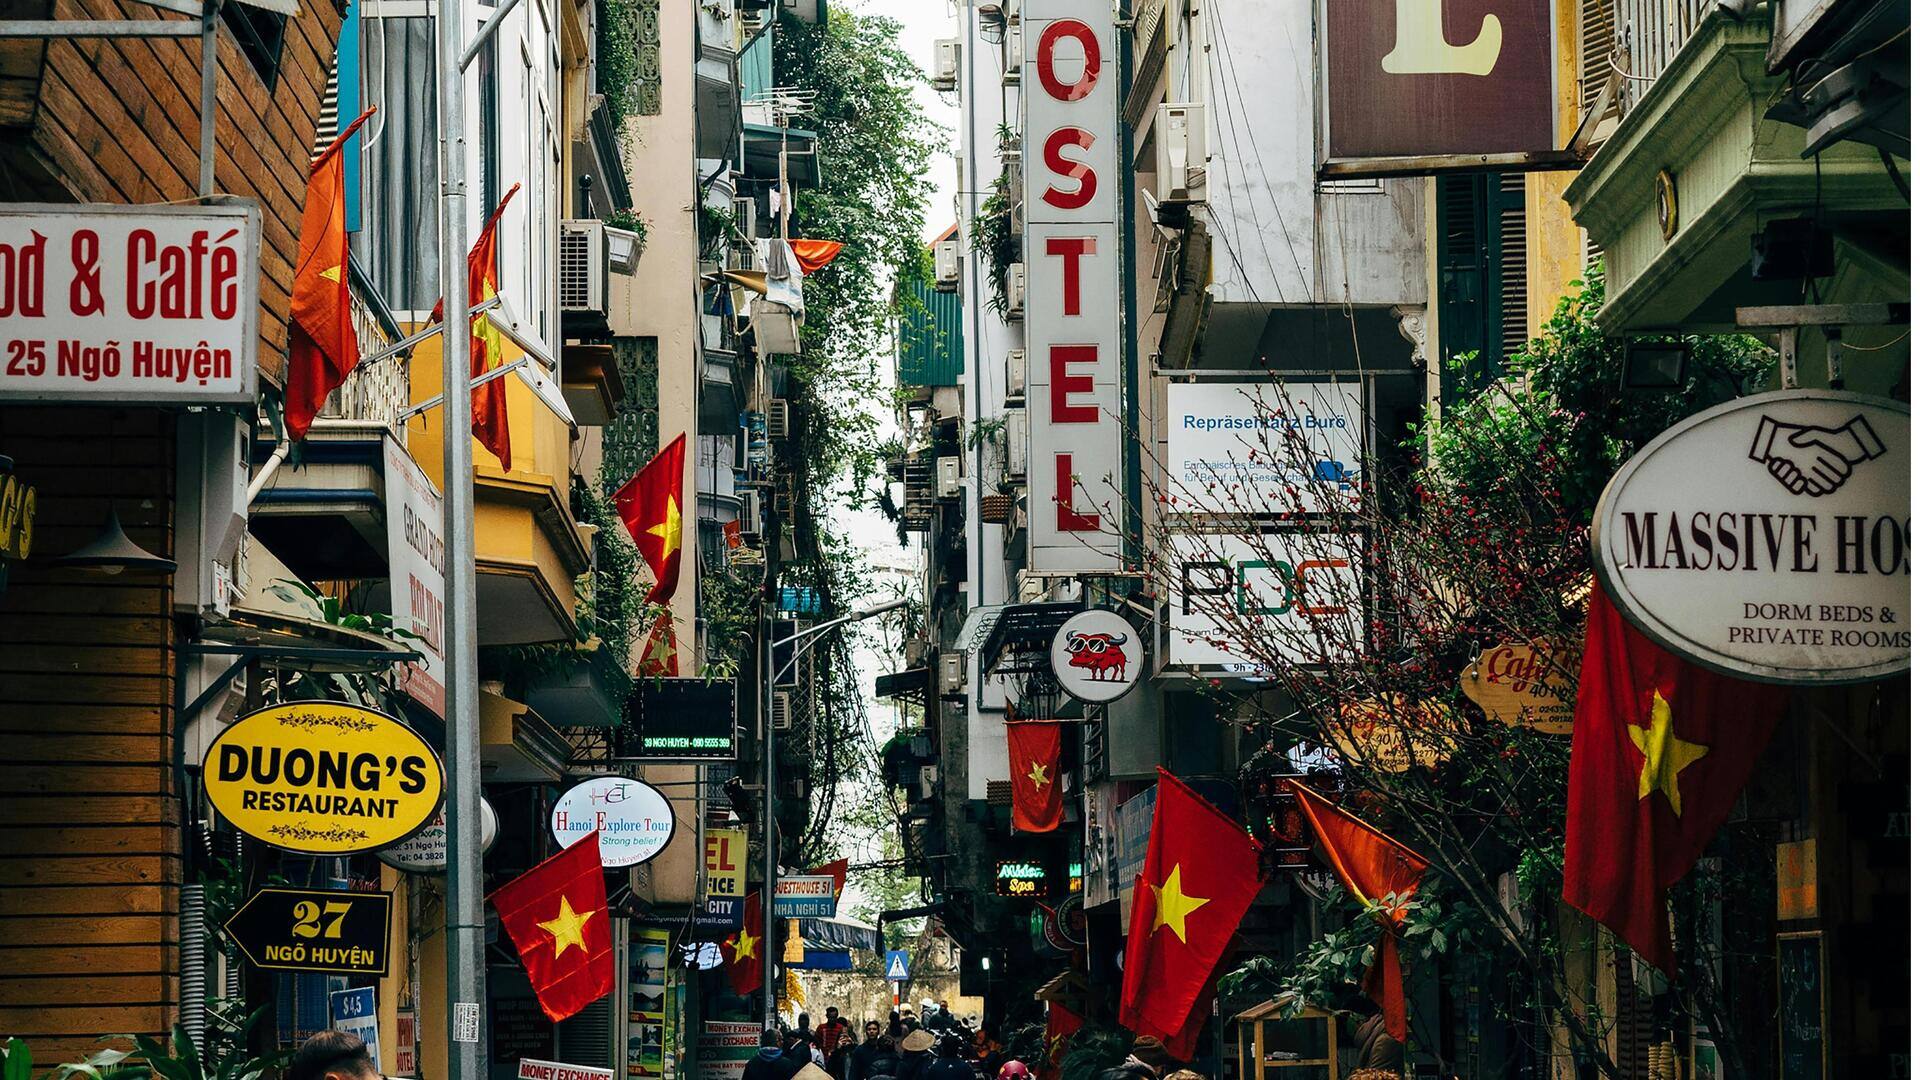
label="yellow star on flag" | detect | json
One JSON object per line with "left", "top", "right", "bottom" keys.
{"left": 730, "top": 926, "right": 759, "bottom": 962}
{"left": 645, "top": 627, "right": 676, "bottom": 667}
{"left": 1027, "top": 760, "right": 1051, "bottom": 790}
{"left": 1148, "top": 863, "right": 1210, "bottom": 943}
{"left": 319, "top": 264, "right": 342, "bottom": 282}
{"left": 474, "top": 278, "right": 506, "bottom": 364}
{"left": 1627, "top": 689, "right": 1709, "bottom": 817}
{"left": 537, "top": 894, "right": 597, "bottom": 958}
{"left": 648, "top": 494, "right": 682, "bottom": 559}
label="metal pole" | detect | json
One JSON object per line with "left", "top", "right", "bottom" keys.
{"left": 761, "top": 599, "right": 778, "bottom": 1028}
{"left": 198, "top": 0, "right": 220, "bottom": 197}
{"left": 436, "top": 0, "right": 486, "bottom": 1067}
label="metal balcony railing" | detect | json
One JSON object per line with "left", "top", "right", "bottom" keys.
{"left": 1608, "top": 0, "right": 1720, "bottom": 115}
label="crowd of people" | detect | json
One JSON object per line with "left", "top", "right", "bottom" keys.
{"left": 741, "top": 1000, "right": 1015, "bottom": 1080}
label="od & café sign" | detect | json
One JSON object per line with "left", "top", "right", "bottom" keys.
{"left": 203, "top": 703, "right": 446, "bottom": 855}
{"left": 0, "top": 204, "right": 259, "bottom": 403}
{"left": 1592, "top": 389, "right": 1908, "bottom": 684}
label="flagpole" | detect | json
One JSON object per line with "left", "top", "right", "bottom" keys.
{"left": 436, "top": 0, "right": 488, "bottom": 1069}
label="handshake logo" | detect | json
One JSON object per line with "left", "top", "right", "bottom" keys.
{"left": 1748, "top": 413, "right": 1887, "bottom": 496}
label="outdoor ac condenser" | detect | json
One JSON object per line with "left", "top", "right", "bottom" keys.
{"left": 559, "top": 220, "right": 611, "bottom": 319}
{"left": 1004, "top": 348, "right": 1026, "bottom": 405}
{"left": 1155, "top": 104, "right": 1208, "bottom": 203}
{"left": 934, "top": 238, "right": 962, "bottom": 290}
{"left": 932, "top": 38, "right": 960, "bottom": 91}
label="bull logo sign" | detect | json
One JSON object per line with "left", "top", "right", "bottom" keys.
{"left": 1050, "top": 609, "right": 1145, "bottom": 704}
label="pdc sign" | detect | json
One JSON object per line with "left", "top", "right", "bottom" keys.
{"left": 1022, "top": 0, "right": 1123, "bottom": 572}
{"left": 1169, "top": 532, "right": 1365, "bottom": 670}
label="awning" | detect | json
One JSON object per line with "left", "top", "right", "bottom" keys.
{"left": 797, "top": 915, "right": 881, "bottom": 954}
{"left": 1033, "top": 970, "right": 1087, "bottom": 1005}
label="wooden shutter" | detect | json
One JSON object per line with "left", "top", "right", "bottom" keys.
{"left": 1579, "top": 0, "right": 1617, "bottom": 112}
{"left": 1497, "top": 173, "right": 1531, "bottom": 362}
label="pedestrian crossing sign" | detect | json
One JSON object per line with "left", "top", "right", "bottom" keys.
{"left": 884, "top": 949, "right": 910, "bottom": 982}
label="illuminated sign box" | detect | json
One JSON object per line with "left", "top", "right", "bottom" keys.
{"left": 618, "top": 678, "right": 739, "bottom": 761}
{"left": 995, "top": 861, "right": 1048, "bottom": 898}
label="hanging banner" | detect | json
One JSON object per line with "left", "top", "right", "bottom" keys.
{"left": 384, "top": 435, "right": 446, "bottom": 716}
{"left": 203, "top": 703, "right": 445, "bottom": 855}
{"left": 1319, "top": 0, "right": 1559, "bottom": 173}
{"left": 1164, "top": 380, "right": 1366, "bottom": 515}
{"left": 1023, "top": 0, "right": 1125, "bottom": 572}
{"left": 1591, "top": 390, "right": 1908, "bottom": 684}
{"left": 1167, "top": 531, "right": 1365, "bottom": 671}
{"left": 0, "top": 203, "right": 260, "bottom": 403}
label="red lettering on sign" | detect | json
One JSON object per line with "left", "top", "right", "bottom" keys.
{"left": 1042, "top": 129, "right": 1098, "bottom": 209}
{"left": 1044, "top": 236, "right": 1095, "bottom": 313}
{"left": 1049, "top": 345, "right": 1098, "bottom": 422}
{"left": 1054, "top": 454, "right": 1100, "bottom": 531}
{"left": 1036, "top": 19, "right": 1101, "bottom": 101}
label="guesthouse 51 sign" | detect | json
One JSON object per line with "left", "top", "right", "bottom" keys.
{"left": 0, "top": 204, "right": 259, "bottom": 403}
{"left": 1592, "top": 390, "right": 1909, "bottom": 684}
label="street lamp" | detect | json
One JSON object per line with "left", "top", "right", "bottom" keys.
{"left": 760, "top": 595, "right": 910, "bottom": 1025}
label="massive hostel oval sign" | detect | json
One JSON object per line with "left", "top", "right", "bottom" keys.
{"left": 204, "top": 703, "right": 447, "bottom": 854}
{"left": 1592, "top": 390, "right": 1909, "bottom": 684}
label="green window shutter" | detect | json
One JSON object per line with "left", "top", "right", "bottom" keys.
{"left": 1436, "top": 173, "right": 1527, "bottom": 407}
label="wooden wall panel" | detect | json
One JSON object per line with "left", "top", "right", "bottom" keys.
{"left": 0, "top": 406, "right": 178, "bottom": 1056}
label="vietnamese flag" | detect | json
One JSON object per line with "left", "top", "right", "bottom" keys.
{"left": 431, "top": 184, "right": 519, "bottom": 470}
{"left": 1007, "top": 721, "right": 1063, "bottom": 833}
{"left": 809, "top": 858, "right": 849, "bottom": 900}
{"left": 615, "top": 434, "right": 688, "bottom": 603}
{"left": 489, "top": 830, "right": 614, "bottom": 1022}
{"left": 284, "top": 106, "right": 377, "bottom": 439}
{"left": 790, "top": 239, "right": 844, "bottom": 275}
{"left": 1286, "top": 780, "right": 1427, "bottom": 1042}
{"left": 637, "top": 610, "right": 679, "bottom": 676}
{"left": 1041, "top": 1002, "right": 1084, "bottom": 1080}
{"left": 1118, "top": 769, "right": 1264, "bottom": 1060}
{"left": 1563, "top": 591, "right": 1785, "bottom": 973}
{"left": 722, "top": 891, "right": 764, "bottom": 996}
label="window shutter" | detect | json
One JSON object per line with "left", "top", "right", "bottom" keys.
{"left": 1579, "top": 0, "right": 1617, "bottom": 112}
{"left": 1497, "top": 173, "right": 1531, "bottom": 362}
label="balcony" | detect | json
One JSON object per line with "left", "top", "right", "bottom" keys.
{"left": 560, "top": 342, "right": 624, "bottom": 426}
{"left": 1566, "top": 8, "right": 1908, "bottom": 333}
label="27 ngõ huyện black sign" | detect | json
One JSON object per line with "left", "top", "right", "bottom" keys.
{"left": 203, "top": 703, "right": 446, "bottom": 854}
{"left": 1592, "top": 389, "right": 1909, "bottom": 685}
{"left": 224, "top": 887, "right": 392, "bottom": 975}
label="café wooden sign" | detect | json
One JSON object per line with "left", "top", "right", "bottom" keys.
{"left": 1327, "top": 696, "right": 1453, "bottom": 772}
{"left": 1459, "top": 641, "right": 1575, "bottom": 735}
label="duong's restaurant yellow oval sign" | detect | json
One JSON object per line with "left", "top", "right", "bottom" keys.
{"left": 203, "top": 703, "right": 445, "bottom": 855}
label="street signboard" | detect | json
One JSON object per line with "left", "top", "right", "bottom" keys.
{"left": 1167, "top": 530, "right": 1366, "bottom": 671}
{"left": 771, "top": 875, "right": 837, "bottom": 918}
{"left": 1050, "top": 608, "right": 1143, "bottom": 704}
{"left": 377, "top": 798, "right": 498, "bottom": 873}
{"left": 690, "top": 896, "right": 744, "bottom": 934}
{"left": 0, "top": 203, "right": 261, "bottom": 403}
{"left": 884, "top": 949, "right": 911, "bottom": 982}
{"left": 1591, "top": 390, "right": 1909, "bottom": 684}
{"left": 384, "top": 434, "right": 447, "bottom": 716}
{"left": 519, "top": 1059, "right": 615, "bottom": 1080}
{"left": 703, "top": 827, "right": 748, "bottom": 897}
{"left": 551, "top": 776, "right": 677, "bottom": 867}
{"left": 995, "top": 861, "right": 1047, "bottom": 898}
{"left": 225, "top": 887, "right": 392, "bottom": 975}
{"left": 1164, "top": 379, "right": 1366, "bottom": 516}
{"left": 1459, "top": 641, "right": 1576, "bottom": 734}
{"left": 330, "top": 988, "right": 380, "bottom": 1068}
{"left": 618, "top": 679, "right": 738, "bottom": 761}
{"left": 696, "top": 1023, "right": 761, "bottom": 1080}
{"left": 202, "top": 703, "right": 445, "bottom": 855}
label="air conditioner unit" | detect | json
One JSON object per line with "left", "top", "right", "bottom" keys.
{"left": 770, "top": 690, "right": 794, "bottom": 732}
{"left": 938, "top": 652, "right": 967, "bottom": 696}
{"left": 932, "top": 38, "right": 960, "bottom": 91}
{"left": 1004, "top": 348, "right": 1026, "bottom": 404}
{"left": 1155, "top": 103, "right": 1208, "bottom": 202}
{"left": 1003, "top": 26, "right": 1021, "bottom": 83}
{"left": 916, "top": 764, "right": 938, "bottom": 803}
{"left": 1006, "top": 261, "right": 1025, "bottom": 317}
{"left": 933, "top": 238, "right": 961, "bottom": 290}
{"left": 935, "top": 455, "right": 961, "bottom": 499}
{"left": 739, "top": 489, "right": 763, "bottom": 542}
{"left": 733, "top": 196, "right": 759, "bottom": 241}
{"left": 559, "top": 220, "right": 611, "bottom": 320}
{"left": 176, "top": 411, "right": 248, "bottom": 618}
{"left": 1005, "top": 408, "right": 1027, "bottom": 480}
{"left": 768, "top": 398, "right": 791, "bottom": 439}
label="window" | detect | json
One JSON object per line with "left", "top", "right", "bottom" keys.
{"left": 222, "top": 5, "right": 288, "bottom": 88}
{"left": 1435, "top": 172, "right": 1528, "bottom": 407}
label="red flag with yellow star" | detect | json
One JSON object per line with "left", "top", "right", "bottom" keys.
{"left": 430, "top": 185, "right": 519, "bottom": 470}
{"left": 285, "top": 106, "right": 377, "bottom": 439}
{"left": 1563, "top": 590, "right": 1785, "bottom": 973}
{"left": 637, "top": 610, "right": 679, "bottom": 676}
{"left": 1041, "top": 1002, "right": 1084, "bottom": 1080}
{"left": 615, "top": 434, "right": 687, "bottom": 604}
{"left": 1118, "top": 769, "right": 1264, "bottom": 1060}
{"left": 1007, "top": 720, "right": 1063, "bottom": 833}
{"left": 1286, "top": 780, "right": 1426, "bottom": 1042}
{"left": 722, "top": 891, "right": 764, "bottom": 996}
{"left": 489, "top": 830, "right": 613, "bottom": 1022}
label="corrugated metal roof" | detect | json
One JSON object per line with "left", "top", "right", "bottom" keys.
{"left": 897, "top": 276, "right": 964, "bottom": 387}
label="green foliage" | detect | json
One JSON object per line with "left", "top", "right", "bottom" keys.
{"left": 774, "top": 6, "right": 940, "bottom": 509}
{"left": 604, "top": 207, "right": 650, "bottom": 257}
{"left": 698, "top": 562, "right": 760, "bottom": 680}
{"left": 698, "top": 200, "right": 737, "bottom": 260}
{"left": 258, "top": 580, "right": 420, "bottom": 709}
{"left": 971, "top": 173, "right": 1017, "bottom": 317}
{"left": 597, "top": 0, "right": 646, "bottom": 125}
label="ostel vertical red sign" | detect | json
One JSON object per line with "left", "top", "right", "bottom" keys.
{"left": 1022, "top": 0, "right": 1123, "bottom": 573}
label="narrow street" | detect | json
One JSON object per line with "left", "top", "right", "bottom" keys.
{"left": 0, "top": 1, "right": 1906, "bottom": 1079}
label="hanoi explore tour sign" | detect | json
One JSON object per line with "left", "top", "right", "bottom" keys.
{"left": 1591, "top": 389, "right": 1908, "bottom": 684}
